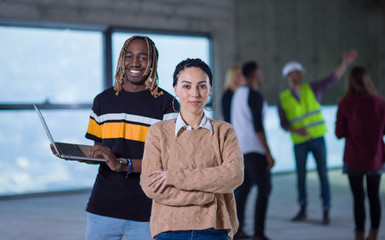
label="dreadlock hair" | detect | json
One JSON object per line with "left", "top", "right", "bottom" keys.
{"left": 173, "top": 58, "right": 213, "bottom": 87}
{"left": 114, "top": 35, "right": 163, "bottom": 97}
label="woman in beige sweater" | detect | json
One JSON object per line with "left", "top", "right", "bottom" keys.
{"left": 140, "top": 58, "right": 244, "bottom": 240}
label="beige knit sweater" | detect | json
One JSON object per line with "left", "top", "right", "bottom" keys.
{"left": 140, "top": 119, "right": 244, "bottom": 239}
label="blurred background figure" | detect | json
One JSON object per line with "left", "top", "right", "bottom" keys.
{"left": 335, "top": 66, "right": 385, "bottom": 240}
{"left": 232, "top": 61, "right": 274, "bottom": 240}
{"left": 278, "top": 50, "right": 357, "bottom": 225}
{"left": 221, "top": 65, "right": 246, "bottom": 123}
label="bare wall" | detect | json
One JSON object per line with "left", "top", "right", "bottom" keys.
{"left": 235, "top": 0, "right": 385, "bottom": 105}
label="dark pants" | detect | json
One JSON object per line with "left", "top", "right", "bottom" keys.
{"left": 348, "top": 174, "right": 382, "bottom": 231}
{"left": 235, "top": 153, "right": 272, "bottom": 237}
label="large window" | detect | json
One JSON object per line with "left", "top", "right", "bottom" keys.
{"left": 0, "top": 22, "right": 211, "bottom": 196}
{"left": 0, "top": 25, "right": 104, "bottom": 196}
{"left": 0, "top": 26, "right": 103, "bottom": 105}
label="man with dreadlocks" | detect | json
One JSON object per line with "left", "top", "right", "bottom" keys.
{"left": 84, "top": 36, "right": 178, "bottom": 240}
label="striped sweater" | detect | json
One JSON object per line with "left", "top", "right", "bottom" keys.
{"left": 85, "top": 87, "right": 178, "bottom": 221}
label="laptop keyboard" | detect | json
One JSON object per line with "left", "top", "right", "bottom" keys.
{"left": 56, "top": 143, "right": 85, "bottom": 157}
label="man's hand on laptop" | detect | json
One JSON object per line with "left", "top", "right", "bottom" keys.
{"left": 89, "top": 144, "right": 120, "bottom": 171}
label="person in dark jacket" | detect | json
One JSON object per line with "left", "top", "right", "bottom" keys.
{"left": 335, "top": 66, "right": 385, "bottom": 240}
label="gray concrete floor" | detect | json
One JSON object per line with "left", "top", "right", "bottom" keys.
{"left": 0, "top": 169, "right": 384, "bottom": 240}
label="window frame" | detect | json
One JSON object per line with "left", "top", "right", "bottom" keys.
{"left": 0, "top": 19, "right": 213, "bottom": 110}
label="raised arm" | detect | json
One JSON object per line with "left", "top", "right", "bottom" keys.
{"left": 334, "top": 50, "right": 357, "bottom": 79}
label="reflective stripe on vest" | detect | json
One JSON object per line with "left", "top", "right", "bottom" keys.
{"left": 279, "top": 83, "right": 327, "bottom": 144}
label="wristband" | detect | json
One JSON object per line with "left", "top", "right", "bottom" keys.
{"left": 125, "top": 158, "right": 133, "bottom": 178}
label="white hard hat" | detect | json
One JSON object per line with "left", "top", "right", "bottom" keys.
{"left": 282, "top": 61, "right": 305, "bottom": 77}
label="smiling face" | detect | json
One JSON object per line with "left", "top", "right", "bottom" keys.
{"left": 174, "top": 67, "right": 211, "bottom": 116}
{"left": 123, "top": 39, "right": 149, "bottom": 90}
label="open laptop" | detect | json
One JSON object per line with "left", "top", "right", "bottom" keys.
{"left": 34, "top": 104, "right": 106, "bottom": 162}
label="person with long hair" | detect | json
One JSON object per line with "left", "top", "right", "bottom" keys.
{"left": 140, "top": 58, "right": 244, "bottom": 240}
{"left": 335, "top": 66, "right": 385, "bottom": 240}
{"left": 221, "top": 65, "right": 246, "bottom": 123}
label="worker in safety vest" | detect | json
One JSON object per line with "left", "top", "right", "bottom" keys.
{"left": 277, "top": 50, "right": 357, "bottom": 225}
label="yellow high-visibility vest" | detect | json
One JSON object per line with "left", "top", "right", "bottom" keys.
{"left": 279, "top": 83, "right": 327, "bottom": 144}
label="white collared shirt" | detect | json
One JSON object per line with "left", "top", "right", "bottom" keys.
{"left": 175, "top": 112, "right": 213, "bottom": 136}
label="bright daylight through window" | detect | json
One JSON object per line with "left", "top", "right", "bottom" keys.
{"left": 0, "top": 25, "right": 211, "bottom": 196}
